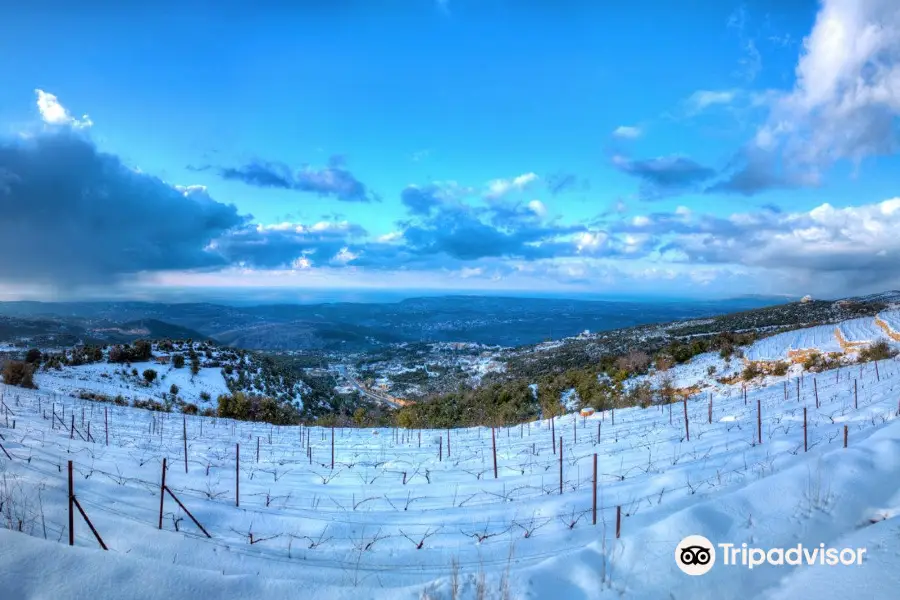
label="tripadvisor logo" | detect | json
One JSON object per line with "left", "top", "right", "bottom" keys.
{"left": 675, "top": 535, "right": 716, "bottom": 576}
{"left": 675, "top": 535, "right": 868, "bottom": 575}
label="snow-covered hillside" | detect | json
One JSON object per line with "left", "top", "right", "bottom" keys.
{"left": 2, "top": 353, "right": 900, "bottom": 598}
{"left": 744, "top": 324, "right": 842, "bottom": 361}
{"left": 35, "top": 360, "right": 230, "bottom": 409}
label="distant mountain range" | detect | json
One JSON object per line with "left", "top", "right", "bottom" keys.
{"left": 0, "top": 294, "right": 793, "bottom": 351}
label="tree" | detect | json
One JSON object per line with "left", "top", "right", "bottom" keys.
{"left": 615, "top": 350, "right": 650, "bottom": 376}
{"left": 172, "top": 354, "right": 185, "bottom": 369}
{"left": 170, "top": 383, "right": 179, "bottom": 396}
{"left": 657, "top": 371, "right": 676, "bottom": 405}
{"left": 133, "top": 340, "right": 152, "bottom": 361}
{"left": 142, "top": 369, "right": 158, "bottom": 384}
{"left": 190, "top": 360, "right": 200, "bottom": 377}
{"left": 353, "top": 407, "right": 367, "bottom": 427}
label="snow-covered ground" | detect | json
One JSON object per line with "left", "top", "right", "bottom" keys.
{"left": 876, "top": 310, "right": 900, "bottom": 338}
{"left": 835, "top": 317, "right": 888, "bottom": 345}
{"left": 744, "top": 325, "right": 842, "bottom": 361}
{"left": 628, "top": 351, "right": 743, "bottom": 392}
{"left": 35, "top": 360, "right": 231, "bottom": 408}
{"left": 2, "top": 354, "right": 900, "bottom": 598}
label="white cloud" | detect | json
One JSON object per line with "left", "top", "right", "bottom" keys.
{"left": 527, "top": 199, "right": 547, "bottom": 217}
{"left": 632, "top": 215, "right": 651, "bottom": 226}
{"left": 485, "top": 172, "right": 538, "bottom": 199}
{"left": 612, "top": 125, "right": 642, "bottom": 139}
{"left": 671, "top": 197, "right": 900, "bottom": 279}
{"left": 685, "top": 89, "right": 739, "bottom": 114}
{"left": 458, "top": 267, "right": 483, "bottom": 278}
{"left": 331, "top": 247, "right": 358, "bottom": 264}
{"left": 575, "top": 231, "right": 607, "bottom": 253}
{"left": 756, "top": 0, "right": 900, "bottom": 173}
{"left": 377, "top": 231, "right": 403, "bottom": 243}
{"left": 35, "top": 89, "right": 93, "bottom": 129}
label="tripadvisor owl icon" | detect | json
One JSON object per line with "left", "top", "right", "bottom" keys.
{"left": 676, "top": 535, "right": 716, "bottom": 576}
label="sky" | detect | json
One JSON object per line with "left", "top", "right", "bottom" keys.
{"left": 1, "top": 0, "right": 899, "bottom": 302}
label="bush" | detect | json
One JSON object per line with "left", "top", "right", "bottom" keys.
{"left": 859, "top": 340, "right": 897, "bottom": 362}
{"left": 170, "top": 383, "right": 179, "bottom": 395}
{"left": 131, "top": 398, "right": 169, "bottom": 412}
{"left": 625, "top": 382, "right": 653, "bottom": 409}
{"left": 199, "top": 391, "right": 211, "bottom": 402}
{"left": 142, "top": 369, "right": 158, "bottom": 384}
{"left": 181, "top": 403, "right": 199, "bottom": 415}
{"left": 216, "top": 391, "right": 299, "bottom": 425}
{"left": 802, "top": 352, "right": 821, "bottom": 371}
{"left": 25, "top": 348, "right": 42, "bottom": 364}
{"left": 742, "top": 362, "right": 762, "bottom": 381}
{"left": 108, "top": 340, "right": 153, "bottom": 364}
{"left": 172, "top": 354, "right": 185, "bottom": 369}
{"left": 2, "top": 361, "right": 37, "bottom": 388}
{"left": 772, "top": 361, "right": 789, "bottom": 376}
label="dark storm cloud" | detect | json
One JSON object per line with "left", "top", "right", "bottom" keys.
{"left": 213, "top": 158, "right": 376, "bottom": 203}
{"left": 0, "top": 132, "right": 247, "bottom": 286}
{"left": 215, "top": 222, "right": 368, "bottom": 269}
{"left": 705, "top": 149, "right": 812, "bottom": 196}
{"left": 399, "top": 203, "right": 587, "bottom": 262}
{"left": 612, "top": 155, "right": 716, "bottom": 199}
{"left": 614, "top": 155, "right": 716, "bottom": 187}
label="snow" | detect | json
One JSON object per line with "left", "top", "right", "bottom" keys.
{"left": 2, "top": 354, "right": 900, "bottom": 598}
{"left": 835, "top": 317, "right": 887, "bottom": 344}
{"left": 876, "top": 310, "right": 900, "bottom": 336}
{"left": 629, "top": 352, "right": 743, "bottom": 392}
{"left": 744, "top": 325, "right": 841, "bottom": 361}
{"left": 35, "top": 361, "right": 230, "bottom": 408}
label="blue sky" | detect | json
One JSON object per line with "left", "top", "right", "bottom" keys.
{"left": 1, "top": 0, "right": 899, "bottom": 301}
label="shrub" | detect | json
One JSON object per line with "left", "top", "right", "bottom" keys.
{"left": 181, "top": 403, "right": 199, "bottom": 415}
{"left": 199, "top": 391, "right": 211, "bottom": 402}
{"left": 2, "top": 361, "right": 37, "bottom": 388}
{"left": 25, "top": 348, "right": 42, "bottom": 364}
{"left": 802, "top": 352, "right": 821, "bottom": 371}
{"left": 172, "top": 354, "right": 185, "bottom": 369}
{"left": 625, "top": 382, "right": 653, "bottom": 409}
{"left": 142, "top": 369, "right": 158, "bottom": 384}
{"left": 772, "top": 361, "right": 789, "bottom": 376}
{"left": 859, "top": 340, "right": 897, "bottom": 362}
{"left": 131, "top": 398, "right": 169, "bottom": 412}
{"left": 108, "top": 340, "right": 153, "bottom": 364}
{"left": 741, "top": 362, "right": 762, "bottom": 381}
{"left": 216, "top": 391, "right": 299, "bottom": 425}
{"left": 170, "top": 383, "right": 179, "bottom": 395}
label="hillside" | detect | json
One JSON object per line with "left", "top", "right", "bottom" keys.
{"left": 1, "top": 347, "right": 900, "bottom": 598}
